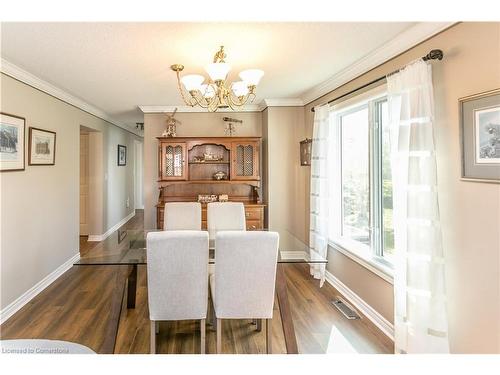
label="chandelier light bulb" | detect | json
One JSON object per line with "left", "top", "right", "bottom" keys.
{"left": 200, "top": 84, "right": 216, "bottom": 98}
{"left": 239, "top": 69, "right": 264, "bottom": 86}
{"left": 205, "top": 62, "right": 231, "bottom": 82}
{"left": 180, "top": 74, "right": 205, "bottom": 92}
{"left": 232, "top": 81, "right": 249, "bottom": 97}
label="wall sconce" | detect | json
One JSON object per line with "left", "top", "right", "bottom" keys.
{"left": 300, "top": 138, "right": 312, "bottom": 166}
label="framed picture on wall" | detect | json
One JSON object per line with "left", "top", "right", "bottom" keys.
{"left": 0, "top": 112, "right": 25, "bottom": 172}
{"left": 28, "top": 127, "right": 56, "bottom": 165}
{"left": 459, "top": 88, "right": 500, "bottom": 183}
{"left": 118, "top": 144, "right": 127, "bottom": 166}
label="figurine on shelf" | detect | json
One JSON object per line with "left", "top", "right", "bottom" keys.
{"left": 223, "top": 116, "right": 243, "bottom": 136}
{"left": 198, "top": 194, "right": 218, "bottom": 203}
{"left": 213, "top": 171, "right": 228, "bottom": 180}
{"left": 218, "top": 194, "right": 229, "bottom": 202}
{"left": 203, "top": 152, "right": 223, "bottom": 161}
{"left": 162, "top": 108, "right": 181, "bottom": 137}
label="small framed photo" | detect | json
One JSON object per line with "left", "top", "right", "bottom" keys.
{"left": 29, "top": 127, "right": 56, "bottom": 166}
{"left": 1, "top": 112, "right": 25, "bottom": 172}
{"left": 459, "top": 88, "right": 500, "bottom": 183}
{"left": 118, "top": 144, "right": 127, "bottom": 166}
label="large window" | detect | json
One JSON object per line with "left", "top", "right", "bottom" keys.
{"left": 340, "top": 106, "right": 370, "bottom": 246}
{"left": 330, "top": 88, "right": 394, "bottom": 272}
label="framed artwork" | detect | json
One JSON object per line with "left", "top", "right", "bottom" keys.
{"left": 0, "top": 112, "right": 25, "bottom": 172}
{"left": 118, "top": 144, "right": 127, "bottom": 166}
{"left": 28, "top": 127, "right": 56, "bottom": 165}
{"left": 459, "top": 88, "right": 500, "bottom": 183}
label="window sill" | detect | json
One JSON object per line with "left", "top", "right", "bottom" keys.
{"left": 328, "top": 239, "right": 394, "bottom": 284}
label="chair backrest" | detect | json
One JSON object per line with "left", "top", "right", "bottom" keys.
{"left": 147, "top": 230, "right": 209, "bottom": 321}
{"left": 214, "top": 231, "right": 279, "bottom": 319}
{"left": 207, "top": 202, "right": 246, "bottom": 239}
{"left": 164, "top": 202, "right": 202, "bottom": 230}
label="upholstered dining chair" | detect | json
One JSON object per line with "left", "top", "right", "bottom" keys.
{"left": 164, "top": 202, "right": 202, "bottom": 230}
{"left": 206, "top": 202, "right": 246, "bottom": 239}
{"left": 209, "top": 231, "right": 279, "bottom": 354}
{"left": 147, "top": 230, "right": 209, "bottom": 354}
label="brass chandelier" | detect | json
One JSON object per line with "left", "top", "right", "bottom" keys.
{"left": 171, "top": 46, "right": 264, "bottom": 112}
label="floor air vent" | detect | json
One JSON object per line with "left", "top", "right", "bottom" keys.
{"left": 332, "top": 297, "right": 360, "bottom": 320}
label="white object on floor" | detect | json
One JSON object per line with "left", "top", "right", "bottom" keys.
{"left": 0, "top": 339, "right": 95, "bottom": 354}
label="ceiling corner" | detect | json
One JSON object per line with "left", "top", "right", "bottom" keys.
{"left": 299, "top": 22, "right": 457, "bottom": 105}
{"left": 1, "top": 57, "right": 143, "bottom": 137}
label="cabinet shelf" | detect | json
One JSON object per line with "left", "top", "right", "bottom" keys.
{"left": 188, "top": 161, "right": 230, "bottom": 165}
{"left": 158, "top": 179, "right": 259, "bottom": 184}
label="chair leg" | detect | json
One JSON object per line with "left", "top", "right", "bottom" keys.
{"left": 209, "top": 300, "right": 215, "bottom": 328}
{"left": 216, "top": 318, "right": 222, "bottom": 354}
{"left": 256, "top": 319, "right": 262, "bottom": 332}
{"left": 266, "top": 319, "right": 272, "bottom": 354}
{"left": 208, "top": 287, "right": 215, "bottom": 329}
{"left": 155, "top": 321, "right": 160, "bottom": 334}
{"left": 200, "top": 319, "right": 206, "bottom": 354}
{"left": 150, "top": 321, "right": 156, "bottom": 354}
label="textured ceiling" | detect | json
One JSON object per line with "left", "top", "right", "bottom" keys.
{"left": 1, "top": 22, "right": 416, "bottom": 128}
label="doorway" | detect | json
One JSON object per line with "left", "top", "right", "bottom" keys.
{"left": 134, "top": 140, "right": 144, "bottom": 210}
{"left": 80, "top": 130, "right": 90, "bottom": 235}
{"left": 79, "top": 125, "right": 104, "bottom": 244}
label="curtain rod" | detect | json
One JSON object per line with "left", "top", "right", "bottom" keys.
{"left": 310, "top": 49, "right": 443, "bottom": 112}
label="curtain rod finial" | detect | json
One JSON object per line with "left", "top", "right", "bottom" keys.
{"left": 424, "top": 49, "right": 443, "bottom": 61}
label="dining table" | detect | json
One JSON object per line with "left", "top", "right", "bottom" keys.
{"left": 74, "top": 229, "right": 328, "bottom": 354}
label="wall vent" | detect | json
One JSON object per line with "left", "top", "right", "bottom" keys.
{"left": 332, "top": 297, "right": 360, "bottom": 320}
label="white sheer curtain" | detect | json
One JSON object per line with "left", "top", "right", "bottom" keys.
{"left": 309, "top": 105, "right": 332, "bottom": 287}
{"left": 387, "top": 60, "right": 449, "bottom": 353}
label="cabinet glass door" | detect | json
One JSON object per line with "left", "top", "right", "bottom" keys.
{"left": 160, "top": 142, "right": 187, "bottom": 180}
{"left": 232, "top": 142, "right": 259, "bottom": 180}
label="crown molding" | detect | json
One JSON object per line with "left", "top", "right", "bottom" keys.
{"left": 301, "top": 22, "right": 457, "bottom": 105}
{"left": 139, "top": 98, "right": 304, "bottom": 114}
{"left": 138, "top": 104, "right": 264, "bottom": 113}
{"left": 262, "top": 98, "right": 304, "bottom": 107}
{"left": 1, "top": 58, "right": 142, "bottom": 136}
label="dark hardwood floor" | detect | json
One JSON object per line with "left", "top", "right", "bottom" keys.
{"left": 1, "top": 209, "right": 393, "bottom": 354}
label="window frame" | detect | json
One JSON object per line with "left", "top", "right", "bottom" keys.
{"left": 328, "top": 85, "right": 394, "bottom": 282}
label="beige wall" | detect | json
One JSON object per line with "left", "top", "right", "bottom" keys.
{"left": 261, "top": 109, "right": 269, "bottom": 227}
{"left": 262, "top": 107, "right": 307, "bottom": 240}
{"left": 301, "top": 22, "right": 500, "bottom": 353}
{"left": 143, "top": 112, "right": 262, "bottom": 229}
{"left": 0, "top": 74, "right": 142, "bottom": 311}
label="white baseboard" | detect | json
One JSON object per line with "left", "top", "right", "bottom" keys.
{"left": 87, "top": 210, "right": 135, "bottom": 242}
{"left": 325, "top": 270, "right": 394, "bottom": 341}
{"left": 0, "top": 252, "right": 81, "bottom": 325}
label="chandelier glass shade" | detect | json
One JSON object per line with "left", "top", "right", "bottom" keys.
{"left": 171, "top": 46, "right": 264, "bottom": 112}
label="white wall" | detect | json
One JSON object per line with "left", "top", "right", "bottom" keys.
{"left": 0, "top": 73, "right": 142, "bottom": 312}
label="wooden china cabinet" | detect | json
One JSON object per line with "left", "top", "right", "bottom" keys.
{"left": 156, "top": 136, "right": 264, "bottom": 230}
